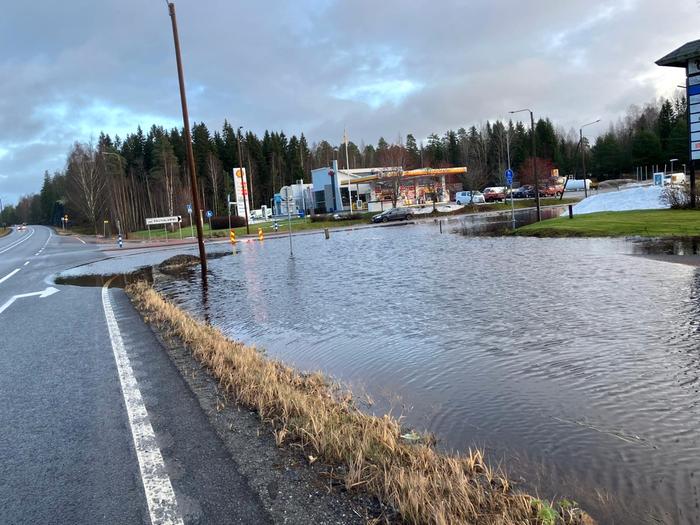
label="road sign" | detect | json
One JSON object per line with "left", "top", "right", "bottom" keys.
{"left": 505, "top": 169, "right": 514, "bottom": 185}
{"left": 186, "top": 204, "right": 192, "bottom": 214}
{"left": 145, "top": 216, "right": 180, "bottom": 226}
{"left": 206, "top": 210, "right": 213, "bottom": 218}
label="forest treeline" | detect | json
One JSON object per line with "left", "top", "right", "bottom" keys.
{"left": 1, "top": 94, "right": 688, "bottom": 233}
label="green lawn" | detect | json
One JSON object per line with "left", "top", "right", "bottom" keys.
{"left": 460, "top": 197, "right": 578, "bottom": 215}
{"left": 515, "top": 209, "right": 700, "bottom": 237}
{"left": 129, "top": 214, "right": 376, "bottom": 240}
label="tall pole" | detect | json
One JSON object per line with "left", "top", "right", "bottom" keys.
{"left": 530, "top": 111, "right": 541, "bottom": 222}
{"left": 580, "top": 127, "right": 587, "bottom": 199}
{"left": 167, "top": 2, "right": 206, "bottom": 274}
{"left": 507, "top": 127, "right": 514, "bottom": 229}
{"left": 688, "top": 73, "right": 697, "bottom": 208}
{"left": 237, "top": 127, "right": 250, "bottom": 234}
{"left": 579, "top": 119, "right": 600, "bottom": 199}
{"left": 286, "top": 187, "right": 294, "bottom": 257}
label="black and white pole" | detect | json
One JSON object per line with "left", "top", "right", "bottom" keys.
{"left": 286, "top": 187, "right": 294, "bottom": 257}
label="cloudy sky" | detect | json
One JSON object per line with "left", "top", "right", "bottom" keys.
{"left": 0, "top": 0, "right": 697, "bottom": 205}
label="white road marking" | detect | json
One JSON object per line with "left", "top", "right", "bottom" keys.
{"left": 23, "top": 261, "right": 30, "bottom": 266}
{"left": 76, "top": 236, "right": 86, "bottom": 245}
{"left": 0, "top": 286, "right": 59, "bottom": 316}
{"left": 0, "top": 268, "right": 20, "bottom": 284}
{"left": 36, "top": 229, "right": 52, "bottom": 255}
{"left": 101, "top": 279, "right": 183, "bottom": 525}
{"left": 0, "top": 227, "right": 35, "bottom": 254}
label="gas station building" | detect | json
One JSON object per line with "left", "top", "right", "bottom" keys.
{"left": 310, "top": 160, "right": 467, "bottom": 213}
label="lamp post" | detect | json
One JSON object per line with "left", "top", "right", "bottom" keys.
{"left": 509, "top": 109, "right": 540, "bottom": 221}
{"left": 580, "top": 119, "right": 601, "bottom": 199}
{"left": 166, "top": 1, "right": 207, "bottom": 275}
{"left": 236, "top": 126, "right": 250, "bottom": 234}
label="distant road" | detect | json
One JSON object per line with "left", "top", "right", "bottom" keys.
{"left": 0, "top": 226, "right": 269, "bottom": 524}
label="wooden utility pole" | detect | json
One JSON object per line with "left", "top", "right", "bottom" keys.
{"left": 167, "top": 2, "right": 207, "bottom": 274}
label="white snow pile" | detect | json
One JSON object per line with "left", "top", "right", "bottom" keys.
{"left": 571, "top": 185, "right": 668, "bottom": 215}
{"left": 412, "top": 204, "right": 464, "bottom": 215}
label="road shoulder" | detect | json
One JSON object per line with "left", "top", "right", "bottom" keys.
{"left": 115, "top": 289, "right": 369, "bottom": 524}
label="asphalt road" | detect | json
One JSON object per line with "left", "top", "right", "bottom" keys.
{"left": 0, "top": 226, "right": 270, "bottom": 524}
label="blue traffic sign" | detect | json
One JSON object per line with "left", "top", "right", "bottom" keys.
{"left": 206, "top": 210, "right": 213, "bottom": 218}
{"left": 505, "top": 168, "right": 514, "bottom": 185}
{"left": 186, "top": 204, "right": 193, "bottom": 214}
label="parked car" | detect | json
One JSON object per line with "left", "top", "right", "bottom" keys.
{"left": 483, "top": 187, "right": 506, "bottom": 202}
{"left": 512, "top": 185, "right": 535, "bottom": 198}
{"left": 455, "top": 191, "right": 485, "bottom": 204}
{"left": 371, "top": 207, "right": 414, "bottom": 223}
{"left": 539, "top": 185, "right": 564, "bottom": 198}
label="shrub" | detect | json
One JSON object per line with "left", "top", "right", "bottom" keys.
{"left": 661, "top": 184, "right": 695, "bottom": 209}
{"left": 210, "top": 215, "right": 246, "bottom": 230}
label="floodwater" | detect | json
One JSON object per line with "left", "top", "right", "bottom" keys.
{"left": 147, "top": 220, "right": 699, "bottom": 524}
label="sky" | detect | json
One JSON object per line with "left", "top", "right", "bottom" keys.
{"left": 0, "top": 0, "right": 698, "bottom": 205}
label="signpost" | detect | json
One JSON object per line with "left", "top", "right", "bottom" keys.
{"left": 145, "top": 215, "right": 180, "bottom": 242}
{"left": 505, "top": 168, "right": 515, "bottom": 229}
{"left": 657, "top": 41, "right": 700, "bottom": 208}
{"left": 186, "top": 203, "right": 194, "bottom": 239}
{"left": 206, "top": 210, "right": 213, "bottom": 238}
{"left": 233, "top": 168, "right": 251, "bottom": 229}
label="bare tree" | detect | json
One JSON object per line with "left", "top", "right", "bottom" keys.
{"left": 377, "top": 142, "right": 407, "bottom": 207}
{"left": 67, "top": 142, "right": 106, "bottom": 235}
{"left": 206, "top": 152, "right": 222, "bottom": 215}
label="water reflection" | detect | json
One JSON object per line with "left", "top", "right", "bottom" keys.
{"left": 156, "top": 223, "right": 700, "bottom": 524}
{"left": 632, "top": 237, "right": 700, "bottom": 256}
{"left": 458, "top": 205, "right": 566, "bottom": 235}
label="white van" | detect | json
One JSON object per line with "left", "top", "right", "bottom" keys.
{"left": 455, "top": 191, "right": 485, "bottom": 204}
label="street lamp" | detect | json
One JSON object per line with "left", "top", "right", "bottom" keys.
{"left": 669, "top": 158, "right": 679, "bottom": 174}
{"left": 580, "top": 119, "right": 601, "bottom": 199}
{"left": 509, "top": 108, "right": 540, "bottom": 221}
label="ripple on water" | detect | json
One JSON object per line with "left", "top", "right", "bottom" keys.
{"left": 156, "top": 225, "right": 700, "bottom": 524}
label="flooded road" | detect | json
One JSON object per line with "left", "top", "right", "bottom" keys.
{"left": 119, "top": 220, "right": 698, "bottom": 524}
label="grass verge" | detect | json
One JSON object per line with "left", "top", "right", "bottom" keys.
{"left": 129, "top": 215, "right": 375, "bottom": 240}
{"left": 515, "top": 209, "right": 700, "bottom": 238}
{"left": 443, "top": 198, "right": 578, "bottom": 217}
{"left": 127, "top": 281, "right": 593, "bottom": 525}
{"left": 0, "top": 226, "right": 10, "bottom": 237}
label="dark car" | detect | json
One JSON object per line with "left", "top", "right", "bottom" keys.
{"left": 371, "top": 207, "right": 414, "bottom": 223}
{"left": 512, "top": 185, "right": 535, "bottom": 198}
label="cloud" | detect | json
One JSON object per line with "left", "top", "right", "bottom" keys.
{"left": 0, "top": 0, "right": 698, "bottom": 203}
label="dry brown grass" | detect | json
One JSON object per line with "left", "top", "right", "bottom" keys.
{"left": 127, "top": 281, "right": 593, "bottom": 525}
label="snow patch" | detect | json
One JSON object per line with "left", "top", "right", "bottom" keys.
{"left": 412, "top": 204, "right": 464, "bottom": 215}
{"left": 571, "top": 185, "right": 667, "bottom": 215}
